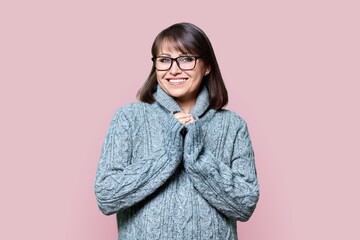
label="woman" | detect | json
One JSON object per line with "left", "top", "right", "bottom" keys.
{"left": 95, "top": 22, "right": 259, "bottom": 240}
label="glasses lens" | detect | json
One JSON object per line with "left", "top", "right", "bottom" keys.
{"left": 154, "top": 56, "right": 197, "bottom": 70}
{"left": 177, "top": 56, "right": 196, "bottom": 70}
{"left": 155, "top": 57, "right": 172, "bottom": 70}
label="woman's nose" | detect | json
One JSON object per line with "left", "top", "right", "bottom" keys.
{"left": 169, "top": 60, "right": 182, "bottom": 75}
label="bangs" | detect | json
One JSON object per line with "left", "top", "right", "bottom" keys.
{"left": 152, "top": 30, "right": 202, "bottom": 57}
{"left": 160, "top": 38, "right": 197, "bottom": 55}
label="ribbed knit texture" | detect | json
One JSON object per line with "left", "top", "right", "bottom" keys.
{"left": 95, "top": 85, "right": 259, "bottom": 240}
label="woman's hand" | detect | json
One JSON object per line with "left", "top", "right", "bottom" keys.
{"left": 174, "top": 112, "right": 195, "bottom": 125}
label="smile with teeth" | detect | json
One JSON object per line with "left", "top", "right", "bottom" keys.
{"left": 167, "top": 78, "right": 188, "bottom": 85}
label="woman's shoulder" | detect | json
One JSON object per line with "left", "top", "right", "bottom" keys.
{"left": 214, "top": 108, "right": 248, "bottom": 129}
{"left": 113, "top": 101, "right": 152, "bottom": 119}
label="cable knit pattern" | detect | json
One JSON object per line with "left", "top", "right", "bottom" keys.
{"left": 95, "top": 84, "right": 259, "bottom": 240}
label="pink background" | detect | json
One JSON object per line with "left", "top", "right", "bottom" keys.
{"left": 1, "top": 0, "right": 359, "bottom": 239}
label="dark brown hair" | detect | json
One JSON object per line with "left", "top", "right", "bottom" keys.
{"left": 137, "top": 22, "right": 228, "bottom": 110}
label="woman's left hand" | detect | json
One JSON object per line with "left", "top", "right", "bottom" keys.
{"left": 174, "top": 112, "right": 194, "bottom": 125}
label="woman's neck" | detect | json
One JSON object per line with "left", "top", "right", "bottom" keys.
{"left": 175, "top": 97, "right": 196, "bottom": 114}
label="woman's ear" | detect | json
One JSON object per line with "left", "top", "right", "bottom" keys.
{"left": 205, "top": 66, "right": 211, "bottom": 76}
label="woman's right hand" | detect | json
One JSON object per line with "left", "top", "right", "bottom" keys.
{"left": 174, "top": 112, "right": 194, "bottom": 125}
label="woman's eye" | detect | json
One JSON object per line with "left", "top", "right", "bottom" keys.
{"left": 180, "top": 57, "right": 194, "bottom": 62}
{"left": 158, "top": 58, "right": 171, "bottom": 63}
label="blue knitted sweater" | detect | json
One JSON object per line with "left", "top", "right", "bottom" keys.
{"left": 95, "top": 85, "right": 259, "bottom": 239}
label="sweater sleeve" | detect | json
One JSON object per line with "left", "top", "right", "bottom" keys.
{"left": 183, "top": 119, "right": 259, "bottom": 221}
{"left": 95, "top": 109, "right": 184, "bottom": 215}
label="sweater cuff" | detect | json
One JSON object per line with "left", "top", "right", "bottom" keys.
{"left": 184, "top": 121, "right": 204, "bottom": 160}
{"left": 164, "top": 114, "right": 185, "bottom": 155}
{"left": 166, "top": 113, "right": 184, "bottom": 134}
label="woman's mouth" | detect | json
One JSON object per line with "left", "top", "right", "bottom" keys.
{"left": 167, "top": 78, "right": 188, "bottom": 85}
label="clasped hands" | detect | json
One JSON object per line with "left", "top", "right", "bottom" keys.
{"left": 173, "top": 112, "right": 195, "bottom": 125}
{"left": 166, "top": 112, "right": 203, "bottom": 165}
{"left": 165, "top": 111, "right": 203, "bottom": 161}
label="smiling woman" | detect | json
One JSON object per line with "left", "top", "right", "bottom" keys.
{"left": 95, "top": 22, "right": 260, "bottom": 240}
{"left": 154, "top": 46, "right": 209, "bottom": 113}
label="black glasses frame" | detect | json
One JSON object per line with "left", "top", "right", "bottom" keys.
{"left": 151, "top": 56, "right": 202, "bottom": 71}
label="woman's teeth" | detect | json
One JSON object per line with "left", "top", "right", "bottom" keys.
{"left": 169, "top": 79, "right": 186, "bottom": 83}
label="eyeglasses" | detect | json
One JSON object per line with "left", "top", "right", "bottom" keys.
{"left": 151, "top": 56, "right": 202, "bottom": 71}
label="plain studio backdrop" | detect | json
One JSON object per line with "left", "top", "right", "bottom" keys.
{"left": 0, "top": 0, "right": 359, "bottom": 239}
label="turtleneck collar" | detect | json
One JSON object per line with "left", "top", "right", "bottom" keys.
{"left": 153, "top": 84, "right": 210, "bottom": 118}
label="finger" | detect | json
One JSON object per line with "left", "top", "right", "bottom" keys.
{"left": 183, "top": 116, "right": 194, "bottom": 124}
{"left": 183, "top": 115, "right": 195, "bottom": 124}
{"left": 189, "top": 115, "right": 195, "bottom": 122}
{"left": 182, "top": 117, "right": 192, "bottom": 124}
{"left": 174, "top": 113, "right": 192, "bottom": 123}
{"left": 174, "top": 116, "right": 189, "bottom": 122}
{"left": 174, "top": 112, "right": 190, "bottom": 118}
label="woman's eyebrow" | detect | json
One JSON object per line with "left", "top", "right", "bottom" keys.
{"left": 159, "top": 52, "right": 191, "bottom": 57}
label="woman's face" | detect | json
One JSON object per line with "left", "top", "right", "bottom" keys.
{"left": 155, "top": 41, "right": 210, "bottom": 104}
